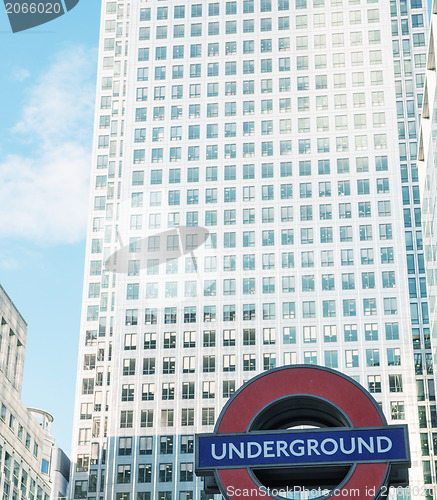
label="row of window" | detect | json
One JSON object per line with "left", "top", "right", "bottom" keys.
{"left": 99, "top": 77, "right": 424, "bottom": 114}
{"left": 110, "top": 28, "right": 388, "bottom": 54}
{"left": 128, "top": 66, "right": 388, "bottom": 88}
{"left": 136, "top": 0, "right": 333, "bottom": 21}
{"left": 124, "top": 227, "right": 394, "bottom": 249}
{"left": 85, "top": 323, "right": 417, "bottom": 354}
{"left": 112, "top": 371, "right": 404, "bottom": 406}
{"left": 119, "top": 272, "right": 398, "bottom": 295}
{"left": 112, "top": 206, "right": 420, "bottom": 229}
{"left": 89, "top": 303, "right": 429, "bottom": 327}
{"left": 134, "top": 44, "right": 386, "bottom": 64}
{"left": 117, "top": 323, "right": 401, "bottom": 344}
{"left": 89, "top": 245, "right": 423, "bottom": 277}
{"left": 122, "top": 239, "right": 397, "bottom": 260}
{"left": 90, "top": 335, "right": 429, "bottom": 369}
{"left": 134, "top": 10, "right": 383, "bottom": 38}
{"left": 116, "top": 209, "right": 413, "bottom": 230}
{"left": 129, "top": 139, "right": 390, "bottom": 163}
{"left": 117, "top": 462, "right": 192, "bottom": 484}
{"left": 125, "top": 37, "right": 425, "bottom": 68}
{"left": 0, "top": 404, "right": 39, "bottom": 459}
{"left": 112, "top": 349, "right": 404, "bottom": 379}
{"left": 129, "top": 107, "right": 392, "bottom": 125}
{"left": 90, "top": 297, "right": 402, "bottom": 323}
{"left": 101, "top": 203, "right": 395, "bottom": 224}
{"left": 131, "top": 18, "right": 422, "bottom": 45}
{"left": 123, "top": 180, "right": 408, "bottom": 204}
{"left": 129, "top": 25, "right": 377, "bottom": 47}
{"left": 129, "top": 114, "right": 388, "bottom": 144}
{"left": 125, "top": 182, "right": 393, "bottom": 205}
{"left": 134, "top": 58, "right": 295, "bottom": 82}
{"left": 130, "top": 89, "right": 393, "bottom": 110}
{"left": 0, "top": 445, "right": 48, "bottom": 500}
{"left": 89, "top": 291, "right": 412, "bottom": 323}
{"left": 121, "top": 159, "right": 391, "bottom": 186}
{"left": 116, "top": 163, "right": 392, "bottom": 190}
{"left": 103, "top": 0, "right": 422, "bottom": 19}
{"left": 130, "top": 83, "right": 389, "bottom": 106}
{"left": 123, "top": 224, "right": 398, "bottom": 248}
{"left": 127, "top": 192, "right": 390, "bottom": 210}
{"left": 123, "top": 276, "right": 400, "bottom": 300}
{"left": 91, "top": 208, "right": 420, "bottom": 232}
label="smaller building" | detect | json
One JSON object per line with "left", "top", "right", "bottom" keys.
{"left": 50, "top": 448, "right": 71, "bottom": 500}
{"left": 419, "top": 0, "right": 437, "bottom": 389}
{"left": 0, "top": 284, "right": 70, "bottom": 499}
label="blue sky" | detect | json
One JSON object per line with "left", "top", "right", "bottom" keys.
{"left": 0, "top": 0, "right": 433, "bottom": 459}
{"left": 0, "top": 1, "right": 101, "bottom": 453}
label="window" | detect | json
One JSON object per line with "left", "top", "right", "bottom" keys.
{"left": 324, "top": 350, "right": 338, "bottom": 369}
{"left": 223, "top": 354, "right": 236, "bottom": 371}
{"left": 366, "top": 349, "right": 380, "bottom": 367}
{"left": 391, "top": 402, "right": 405, "bottom": 420}
{"left": 224, "top": 42, "right": 235, "bottom": 55}
{"left": 243, "top": 0, "right": 254, "bottom": 12}
{"left": 180, "top": 462, "right": 194, "bottom": 482}
{"left": 322, "top": 325, "right": 337, "bottom": 343}
{"left": 222, "top": 329, "right": 235, "bottom": 347}
{"left": 282, "top": 326, "right": 296, "bottom": 345}
{"left": 223, "top": 380, "right": 236, "bottom": 399}
{"left": 302, "top": 301, "right": 315, "bottom": 318}
{"left": 261, "top": 302, "right": 274, "bottom": 320}
{"left": 302, "top": 275, "right": 315, "bottom": 292}
{"left": 304, "top": 352, "right": 317, "bottom": 365}
{"left": 386, "top": 322, "right": 399, "bottom": 341}
{"left": 203, "top": 355, "right": 216, "bottom": 373}
{"left": 159, "top": 463, "right": 173, "bottom": 483}
{"left": 120, "top": 410, "right": 133, "bottom": 428}
{"left": 260, "top": 328, "right": 276, "bottom": 347}
{"left": 366, "top": 375, "right": 381, "bottom": 394}
{"left": 243, "top": 278, "right": 256, "bottom": 295}
{"left": 143, "top": 358, "right": 155, "bottom": 375}
{"left": 381, "top": 247, "right": 394, "bottom": 264}
{"left": 223, "top": 305, "right": 236, "bottom": 322}
{"left": 202, "top": 408, "right": 215, "bottom": 425}
{"left": 345, "top": 349, "right": 359, "bottom": 368}
{"left": 182, "top": 381, "right": 195, "bottom": 399}
{"left": 141, "top": 383, "right": 154, "bottom": 401}
{"left": 243, "top": 354, "right": 256, "bottom": 371}
{"left": 117, "top": 464, "right": 131, "bottom": 484}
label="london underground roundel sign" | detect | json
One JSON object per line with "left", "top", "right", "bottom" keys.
{"left": 195, "top": 366, "right": 410, "bottom": 499}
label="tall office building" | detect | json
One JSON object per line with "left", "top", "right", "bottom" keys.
{"left": 70, "top": 0, "right": 434, "bottom": 498}
{"left": 0, "top": 284, "right": 70, "bottom": 500}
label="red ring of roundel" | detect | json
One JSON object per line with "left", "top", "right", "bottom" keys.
{"left": 215, "top": 366, "right": 388, "bottom": 500}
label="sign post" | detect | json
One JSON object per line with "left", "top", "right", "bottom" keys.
{"left": 195, "top": 366, "right": 410, "bottom": 499}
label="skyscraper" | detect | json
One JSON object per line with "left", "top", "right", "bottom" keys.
{"left": 70, "top": 0, "right": 434, "bottom": 498}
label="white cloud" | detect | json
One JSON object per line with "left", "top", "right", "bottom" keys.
{"left": 0, "top": 45, "right": 97, "bottom": 244}
{"left": 9, "top": 67, "right": 30, "bottom": 82}
{"left": 0, "top": 254, "right": 20, "bottom": 271}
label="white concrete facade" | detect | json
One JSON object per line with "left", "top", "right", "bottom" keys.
{"left": 70, "top": 0, "right": 434, "bottom": 498}
{"left": 0, "top": 285, "right": 68, "bottom": 500}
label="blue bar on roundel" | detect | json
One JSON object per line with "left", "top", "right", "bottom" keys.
{"left": 196, "top": 427, "right": 409, "bottom": 470}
